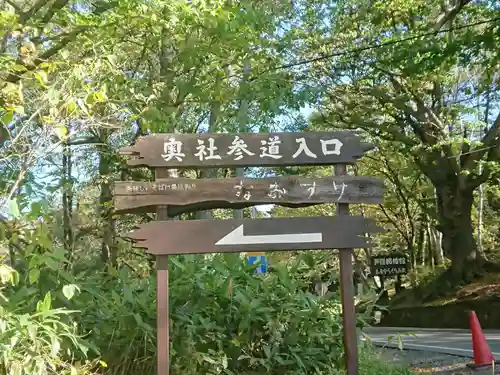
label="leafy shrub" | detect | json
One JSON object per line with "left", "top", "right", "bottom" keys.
{"left": 74, "top": 253, "right": 360, "bottom": 375}
{"left": 1, "top": 214, "right": 376, "bottom": 375}
{"left": 0, "top": 263, "right": 100, "bottom": 375}
{"left": 170, "top": 253, "right": 345, "bottom": 374}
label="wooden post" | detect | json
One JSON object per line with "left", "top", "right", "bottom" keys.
{"left": 155, "top": 168, "right": 170, "bottom": 375}
{"left": 335, "top": 164, "right": 359, "bottom": 375}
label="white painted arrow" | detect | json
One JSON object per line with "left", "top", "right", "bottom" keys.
{"left": 215, "top": 225, "right": 323, "bottom": 246}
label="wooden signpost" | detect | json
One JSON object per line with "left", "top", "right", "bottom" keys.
{"left": 127, "top": 216, "right": 382, "bottom": 255}
{"left": 116, "top": 131, "right": 385, "bottom": 375}
{"left": 114, "top": 176, "right": 384, "bottom": 215}
{"left": 119, "top": 131, "right": 371, "bottom": 168}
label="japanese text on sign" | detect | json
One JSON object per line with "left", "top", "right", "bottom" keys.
{"left": 372, "top": 256, "right": 408, "bottom": 276}
{"left": 374, "top": 268, "right": 407, "bottom": 276}
{"left": 231, "top": 179, "right": 348, "bottom": 201}
{"left": 161, "top": 135, "right": 344, "bottom": 163}
{"left": 126, "top": 183, "right": 197, "bottom": 193}
{"left": 373, "top": 257, "right": 406, "bottom": 266}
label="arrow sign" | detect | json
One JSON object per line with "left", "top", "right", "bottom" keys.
{"left": 216, "top": 225, "right": 323, "bottom": 245}
{"left": 125, "top": 216, "right": 383, "bottom": 256}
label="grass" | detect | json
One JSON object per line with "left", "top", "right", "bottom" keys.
{"left": 359, "top": 350, "right": 413, "bottom": 375}
{"left": 334, "top": 348, "right": 413, "bottom": 375}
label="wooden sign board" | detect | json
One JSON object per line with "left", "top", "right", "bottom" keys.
{"left": 124, "top": 216, "right": 383, "bottom": 256}
{"left": 113, "top": 176, "right": 385, "bottom": 214}
{"left": 371, "top": 255, "right": 409, "bottom": 276}
{"left": 118, "top": 131, "right": 372, "bottom": 168}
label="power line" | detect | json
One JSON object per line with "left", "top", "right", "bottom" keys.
{"left": 253, "top": 16, "right": 500, "bottom": 78}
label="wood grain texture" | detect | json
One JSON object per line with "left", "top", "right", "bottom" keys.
{"left": 124, "top": 216, "right": 384, "bottom": 255}
{"left": 113, "top": 176, "right": 384, "bottom": 214}
{"left": 119, "top": 131, "right": 373, "bottom": 168}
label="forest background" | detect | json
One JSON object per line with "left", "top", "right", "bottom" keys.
{"left": 0, "top": 0, "right": 498, "bottom": 374}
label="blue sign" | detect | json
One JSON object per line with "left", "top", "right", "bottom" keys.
{"left": 248, "top": 252, "right": 267, "bottom": 274}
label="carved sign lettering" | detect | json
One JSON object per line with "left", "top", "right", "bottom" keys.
{"left": 119, "top": 131, "right": 372, "bottom": 168}
{"left": 113, "top": 176, "right": 384, "bottom": 214}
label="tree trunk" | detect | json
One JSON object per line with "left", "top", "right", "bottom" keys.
{"left": 417, "top": 224, "right": 425, "bottom": 266}
{"left": 97, "top": 142, "right": 117, "bottom": 266}
{"left": 61, "top": 141, "right": 74, "bottom": 260}
{"left": 428, "top": 223, "right": 443, "bottom": 266}
{"left": 435, "top": 185, "right": 481, "bottom": 281}
{"left": 476, "top": 174, "right": 486, "bottom": 259}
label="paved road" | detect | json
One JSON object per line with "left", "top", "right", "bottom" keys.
{"left": 362, "top": 327, "right": 500, "bottom": 358}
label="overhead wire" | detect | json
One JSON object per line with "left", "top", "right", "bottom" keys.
{"left": 252, "top": 16, "right": 500, "bottom": 79}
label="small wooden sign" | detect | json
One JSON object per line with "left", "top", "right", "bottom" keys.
{"left": 371, "top": 255, "right": 409, "bottom": 276}
{"left": 113, "top": 176, "right": 385, "bottom": 214}
{"left": 124, "top": 216, "right": 383, "bottom": 255}
{"left": 118, "top": 131, "right": 372, "bottom": 168}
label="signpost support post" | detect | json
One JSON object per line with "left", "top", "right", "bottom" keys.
{"left": 335, "top": 164, "right": 359, "bottom": 375}
{"left": 155, "top": 168, "right": 170, "bottom": 375}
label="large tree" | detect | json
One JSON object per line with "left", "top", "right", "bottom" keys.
{"left": 300, "top": 0, "right": 499, "bottom": 282}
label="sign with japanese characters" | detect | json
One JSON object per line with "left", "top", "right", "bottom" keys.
{"left": 113, "top": 176, "right": 385, "bottom": 214}
{"left": 125, "top": 216, "right": 383, "bottom": 256}
{"left": 116, "top": 129, "right": 383, "bottom": 375}
{"left": 118, "top": 131, "right": 372, "bottom": 168}
{"left": 371, "top": 255, "right": 409, "bottom": 277}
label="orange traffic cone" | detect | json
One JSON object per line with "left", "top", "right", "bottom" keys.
{"left": 466, "top": 311, "right": 495, "bottom": 369}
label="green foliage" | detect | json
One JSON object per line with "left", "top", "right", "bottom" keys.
{"left": 354, "top": 349, "right": 413, "bottom": 375}
{"left": 75, "top": 253, "right": 352, "bottom": 375}
{"left": 0, "top": 263, "right": 100, "bottom": 375}
{"left": 3, "top": 0, "right": 500, "bottom": 373}
{"left": 0, "top": 210, "right": 391, "bottom": 375}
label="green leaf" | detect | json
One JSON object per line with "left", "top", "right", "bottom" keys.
{"left": 106, "top": 55, "right": 117, "bottom": 66}
{"left": 11, "top": 64, "right": 28, "bottom": 72}
{"left": 8, "top": 198, "right": 20, "bottom": 219}
{"left": 1, "top": 110, "right": 13, "bottom": 125}
{"left": 170, "top": 258, "right": 185, "bottom": 270}
{"left": 34, "top": 71, "right": 48, "bottom": 86}
{"left": 38, "top": 292, "right": 52, "bottom": 312}
{"left": 51, "top": 336, "right": 61, "bottom": 357}
{"left": 29, "top": 268, "right": 40, "bottom": 284}
{"left": 0, "top": 265, "right": 15, "bottom": 285}
{"left": 62, "top": 284, "right": 79, "bottom": 300}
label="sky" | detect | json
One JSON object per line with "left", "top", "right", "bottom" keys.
{"left": 0, "top": 102, "right": 315, "bottom": 218}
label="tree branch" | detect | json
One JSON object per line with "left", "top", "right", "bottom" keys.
{"left": 378, "top": 203, "right": 411, "bottom": 243}
{"left": 4, "top": 0, "right": 23, "bottom": 13}
{"left": 19, "top": 0, "right": 49, "bottom": 24}
{"left": 435, "top": 0, "right": 473, "bottom": 30}
{"left": 67, "top": 137, "right": 100, "bottom": 146}
{"left": 463, "top": 112, "right": 500, "bottom": 170}
{"left": 387, "top": 74, "right": 462, "bottom": 176}
{"left": 40, "top": 0, "right": 70, "bottom": 24}
{"left": 4, "top": 27, "right": 87, "bottom": 83}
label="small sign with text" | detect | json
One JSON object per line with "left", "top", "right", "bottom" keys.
{"left": 371, "top": 255, "right": 409, "bottom": 276}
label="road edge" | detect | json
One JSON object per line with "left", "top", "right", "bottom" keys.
{"left": 366, "top": 339, "right": 500, "bottom": 360}
{"left": 365, "top": 326, "right": 500, "bottom": 334}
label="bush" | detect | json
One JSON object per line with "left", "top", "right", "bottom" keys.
{"left": 77, "top": 253, "right": 354, "bottom": 375}
{"left": 1, "top": 218, "right": 380, "bottom": 375}
{"left": 0, "top": 263, "right": 100, "bottom": 375}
